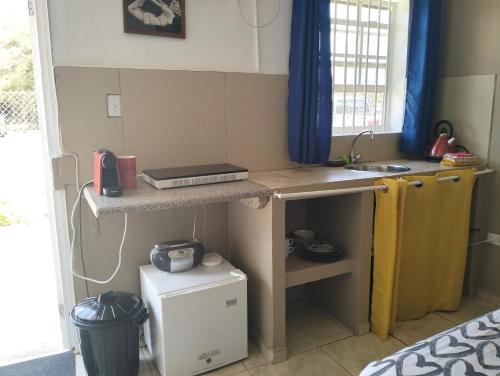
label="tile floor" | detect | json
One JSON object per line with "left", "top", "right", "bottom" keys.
{"left": 76, "top": 296, "right": 499, "bottom": 376}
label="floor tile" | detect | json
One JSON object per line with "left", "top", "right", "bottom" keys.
{"left": 287, "top": 300, "right": 353, "bottom": 348}
{"left": 286, "top": 322, "right": 317, "bottom": 355}
{"left": 249, "top": 349, "right": 349, "bottom": 376}
{"left": 243, "top": 341, "right": 268, "bottom": 369}
{"left": 392, "top": 313, "right": 455, "bottom": 345}
{"left": 203, "top": 361, "right": 247, "bottom": 376}
{"left": 435, "top": 297, "right": 499, "bottom": 325}
{"left": 322, "top": 334, "right": 405, "bottom": 375}
{"left": 76, "top": 352, "right": 154, "bottom": 376}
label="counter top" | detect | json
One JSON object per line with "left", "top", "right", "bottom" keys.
{"left": 250, "top": 159, "right": 478, "bottom": 191}
{"left": 84, "top": 179, "right": 272, "bottom": 217}
{"left": 84, "top": 159, "right": 486, "bottom": 216}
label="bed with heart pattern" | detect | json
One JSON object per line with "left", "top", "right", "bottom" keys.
{"left": 361, "top": 309, "right": 500, "bottom": 376}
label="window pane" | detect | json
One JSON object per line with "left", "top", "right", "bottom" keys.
{"left": 330, "top": 0, "right": 398, "bottom": 134}
{"left": 358, "top": 67, "right": 386, "bottom": 85}
{"left": 335, "top": 3, "right": 359, "bottom": 21}
{"left": 333, "top": 26, "right": 359, "bottom": 56}
{"left": 333, "top": 66, "right": 357, "bottom": 86}
{"left": 333, "top": 91, "right": 386, "bottom": 131}
{"left": 369, "top": 5, "right": 389, "bottom": 24}
{"left": 360, "top": 29, "right": 388, "bottom": 57}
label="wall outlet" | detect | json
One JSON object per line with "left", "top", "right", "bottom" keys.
{"left": 106, "top": 94, "right": 121, "bottom": 117}
{"left": 487, "top": 233, "right": 500, "bottom": 247}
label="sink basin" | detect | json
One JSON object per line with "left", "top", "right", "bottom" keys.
{"left": 344, "top": 164, "right": 411, "bottom": 173}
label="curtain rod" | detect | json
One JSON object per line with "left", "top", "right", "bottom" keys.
{"left": 274, "top": 169, "right": 495, "bottom": 200}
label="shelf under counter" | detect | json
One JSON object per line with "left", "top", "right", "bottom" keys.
{"left": 285, "top": 253, "right": 353, "bottom": 288}
{"left": 84, "top": 178, "right": 272, "bottom": 217}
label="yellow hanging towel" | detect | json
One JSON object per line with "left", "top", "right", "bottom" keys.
{"left": 371, "top": 169, "right": 475, "bottom": 340}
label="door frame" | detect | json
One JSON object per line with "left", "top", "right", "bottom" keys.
{"left": 29, "top": 0, "right": 77, "bottom": 349}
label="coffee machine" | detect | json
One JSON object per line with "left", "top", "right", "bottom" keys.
{"left": 93, "top": 149, "right": 122, "bottom": 197}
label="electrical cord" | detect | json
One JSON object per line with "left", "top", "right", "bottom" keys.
{"left": 237, "top": 0, "right": 280, "bottom": 29}
{"left": 203, "top": 204, "right": 207, "bottom": 245}
{"left": 192, "top": 206, "right": 197, "bottom": 240}
{"left": 58, "top": 119, "right": 80, "bottom": 192}
{"left": 70, "top": 180, "right": 129, "bottom": 284}
{"left": 78, "top": 187, "right": 90, "bottom": 297}
{"left": 63, "top": 153, "right": 80, "bottom": 191}
{"left": 192, "top": 204, "right": 208, "bottom": 245}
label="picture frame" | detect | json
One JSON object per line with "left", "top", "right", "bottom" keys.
{"left": 123, "top": 0, "right": 185, "bottom": 39}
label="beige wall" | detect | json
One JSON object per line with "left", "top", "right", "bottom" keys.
{"left": 55, "top": 67, "right": 293, "bottom": 301}
{"left": 56, "top": 66, "right": 404, "bottom": 302}
{"left": 440, "top": 0, "right": 500, "bottom": 296}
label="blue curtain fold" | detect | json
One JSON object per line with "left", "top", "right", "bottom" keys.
{"left": 288, "top": 0, "right": 332, "bottom": 164}
{"left": 400, "top": 0, "right": 442, "bottom": 155}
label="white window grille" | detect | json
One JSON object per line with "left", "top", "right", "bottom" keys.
{"left": 331, "top": 0, "right": 398, "bottom": 135}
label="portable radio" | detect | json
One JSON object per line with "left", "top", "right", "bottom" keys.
{"left": 150, "top": 240, "right": 205, "bottom": 273}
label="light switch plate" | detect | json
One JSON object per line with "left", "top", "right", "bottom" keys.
{"left": 487, "top": 233, "right": 500, "bottom": 247}
{"left": 107, "top": 94, "right": 121, "bottom": 118}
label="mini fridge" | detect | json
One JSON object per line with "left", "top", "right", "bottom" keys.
{"left": 140, "top": 257, "right": 248, "bottom": 376}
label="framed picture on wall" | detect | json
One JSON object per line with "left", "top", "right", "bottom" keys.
{"left": 123, "top": 0, "right": 185, "bottom": 39}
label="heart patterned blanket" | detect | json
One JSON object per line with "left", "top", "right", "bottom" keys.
{"left": 361, "top": 309, "right": 500, "bottom": 375}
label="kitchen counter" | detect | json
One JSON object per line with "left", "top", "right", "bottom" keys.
{"left": 228, "top": 158, "right": 490, "bottom": 363}
{"left": 84, "top": 178, "right": 272, "bottom": 217}
{"left": 250, "top": 159, "right": 479, "bottom": 191}
{"left": 84, "top": 159, "right": 483, "bottom": 217}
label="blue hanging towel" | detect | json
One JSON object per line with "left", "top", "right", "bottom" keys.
{"left": 288, "top": 0, "right": 332, "bottom": 164}
{"left": 400, "top": 0, "right": 442, "bottom": 155}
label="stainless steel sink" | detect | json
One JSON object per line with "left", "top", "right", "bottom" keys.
{"left": 344, "top": 164, "right": 411, "bottom": 173}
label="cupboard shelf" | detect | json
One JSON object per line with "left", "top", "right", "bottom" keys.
{"left": 285, "top": 253, "right": 353, "bottom": 288}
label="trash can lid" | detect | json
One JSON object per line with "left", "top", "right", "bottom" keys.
{"left": 70, "top": 291, "right": 145, "bottom": 329}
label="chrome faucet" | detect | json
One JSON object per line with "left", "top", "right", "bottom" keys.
{"left": 349, "top": 130, "right": 374, "bottom": 163}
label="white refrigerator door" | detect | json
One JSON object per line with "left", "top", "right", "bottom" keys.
{"left": 161, "top": 279, "right": 247, "bottom": 376}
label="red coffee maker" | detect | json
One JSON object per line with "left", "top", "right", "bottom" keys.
{"left": 94, "top": 149, "right": 122, "bottom": 197}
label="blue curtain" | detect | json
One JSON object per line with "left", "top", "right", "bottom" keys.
{"left": 288, "top": 0, "right": 332, "bottom": 164}
{"left": 400, "top": 0, "right": 442, "bottom": 155}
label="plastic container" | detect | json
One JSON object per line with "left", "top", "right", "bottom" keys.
{"left": 70, "top": 291, "right": 148, "bottom": 376}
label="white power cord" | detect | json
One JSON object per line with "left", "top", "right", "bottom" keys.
{"left": 192, "top": 206, "right": 197, "bottom": 240}
{"left": 192, "top": 204, "right": 208, "bottom": 245}
{"left": 237, "top": 0, "right": 280, "bottom": 29}
{"left": 70, "top": 180, "right": 129, "bottom": 284}
{"left": 202, "top": 204, "right": 207, "bottom": 245}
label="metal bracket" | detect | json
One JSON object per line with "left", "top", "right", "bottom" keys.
{"left": 237, "top": 196, "right": 269, "bottom": 209}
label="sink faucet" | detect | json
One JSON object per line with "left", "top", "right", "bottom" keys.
{"left": 349, "top": 130, "right": 374, "bottom": 163}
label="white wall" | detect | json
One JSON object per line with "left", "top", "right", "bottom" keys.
{"left": 48, "top": 0, "right": 291, "bottom": 74}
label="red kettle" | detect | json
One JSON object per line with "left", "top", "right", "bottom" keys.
{"left": 426, "top": 120, "right": 457, "bottom": 161}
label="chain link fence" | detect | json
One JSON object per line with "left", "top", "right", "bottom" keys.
{"left": 0, "top": 91, "right": 39, "bottom": 136}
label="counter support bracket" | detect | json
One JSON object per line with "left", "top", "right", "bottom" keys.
{"left": 237, "top": 196, "right": 270, "bottom": 210}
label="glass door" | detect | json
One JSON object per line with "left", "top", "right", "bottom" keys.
{"left": 0, "top": 0, "right": 76, "bottom": 365}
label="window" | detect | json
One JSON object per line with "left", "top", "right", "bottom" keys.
{"left": 330, "top": 0, "right": 409, "bottom": 135}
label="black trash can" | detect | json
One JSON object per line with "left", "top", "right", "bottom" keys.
{"left": 70, "top": 291, "right": 148, "bottom": 376}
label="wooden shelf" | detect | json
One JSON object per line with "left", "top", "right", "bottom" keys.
{"left": 84, "top": 179, "right": 271, "bottom": 217}
{"left": 285, "top": 253, "right": 353, "bottom": 288}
